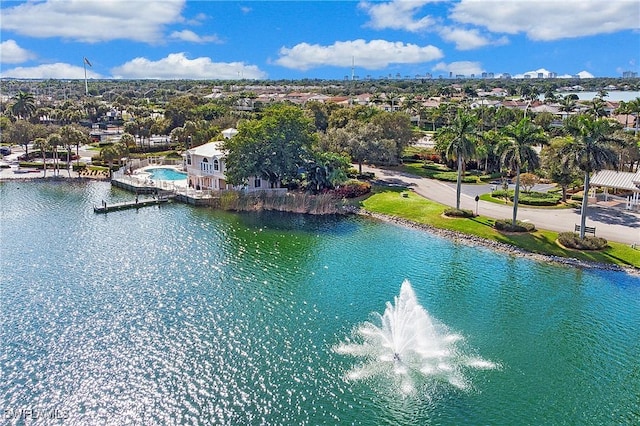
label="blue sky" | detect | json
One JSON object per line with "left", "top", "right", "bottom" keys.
{"left": 1, "top": 0, "right": 638, "bottom": 80}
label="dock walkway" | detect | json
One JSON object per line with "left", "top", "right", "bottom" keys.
{"left": 93, "top": 196, "right": 173, "bottom": 213}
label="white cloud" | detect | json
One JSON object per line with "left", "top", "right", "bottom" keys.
{"left": 450, "top": 0, "right": 639, "bottom": 40}
{"left": 169, "top": 30, "right": 222, "bottom": 44}
{"left": 359, "top": 0, "right": 443, "bottom": 32}
{"left": 110, "top": 53, "right": 267, "bottom": 80}
{"left": 0, "top": 40, "right": 37, "bottom": 64}
{"left": 432, "top": 61, "right": 484, "bottom": 76}
{"left": 577, "top": 71, "right": 595, "bottom": 79}
{"left": 438, "top": 27, "right": 508, "bottom": 50}
{"left": 276, "top": 39, "right": 443, "bottom": 71}
{"left": 1, "top": 0, "right": 185, "bottom": 43}
{"left": 1, "top": 63, "right": 103, "bottom": 79}
{"left": 512, "top": 68, "right": 595, "bottom": 79}
{"left": 358, "top": 1, "right": 509, "bottom": 51}
{"left": 513, "top": 68, "right": 556, "bottom": 78}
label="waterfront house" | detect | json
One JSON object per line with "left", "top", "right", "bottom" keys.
{"left": 184, "top": 128, "right": 270, "bottom": 192}
{"left": 185, "top": 141, "right": 230, "bottom": 191}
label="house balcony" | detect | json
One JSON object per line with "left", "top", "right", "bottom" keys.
{"left": 186, "top": 167, "right": 225, "bottom": 178}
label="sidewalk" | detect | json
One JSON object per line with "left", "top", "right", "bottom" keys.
{"left": 362, "top": 165, "right": 640, "bottom": 246}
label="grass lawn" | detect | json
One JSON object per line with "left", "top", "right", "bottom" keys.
{"left": 478, "top": 193, "right": 580, "bottom": 210}
{"left": 361, "top": 187, "right": 640, "bottom": 270}
{"left": 392, "top": 162, "right": 493, "bottom": 184}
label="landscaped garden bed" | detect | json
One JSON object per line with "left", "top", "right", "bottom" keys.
{"left": 491, "top": 189, "right": 561, "bottom": 206}
{"left": 557, "top": 232, "right": 608, "bottom": 250}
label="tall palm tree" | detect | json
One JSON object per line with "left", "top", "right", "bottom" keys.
{"left": 47, "top": 133, "right": 62, "bottom": 176}
{"left": 10, "top": 91, "right": 36, "bottom": 120}
{"left": 627, "top": 97, "right": 640, "bottom": 135}
{"left": 60, "top": 125, "right": 86, "bottom": 176}
{"left": 587, "top": 97, "right": 608, "bottom": 119}
{"left": 33, "top": 137, "right": 49, "bottom": 178}
{"left": 435, "top": 108, "right": 479, "bottom": 210}
{"left": 560, "top": 116, "right": 620, "bottom": 239}
{"left": 496, "top": 117, "right": 547, "bottom": 226}
{"left": 614, "top": 101, "right": 631, "bottom": 130}
{"left": 558, "top": 96, "right": 578, "bottom": 118}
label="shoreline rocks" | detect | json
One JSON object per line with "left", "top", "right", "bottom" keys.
{"left": 358, "top": 209, "right": 639, "bottom": 276}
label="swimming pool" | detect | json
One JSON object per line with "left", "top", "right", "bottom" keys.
{"left": 146, "top": 167, "right": 187, "bottom": 181}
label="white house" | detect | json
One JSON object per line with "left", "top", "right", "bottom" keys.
{"left": 184, "top": 128, "right": 268, "bottom": 192}
{"left": 185, "top": 141, "right": 230, "bottom": 191}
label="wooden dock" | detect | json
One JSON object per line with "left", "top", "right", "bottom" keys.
{"left": 93, "top": 196, "right": 172, "bottom": 213}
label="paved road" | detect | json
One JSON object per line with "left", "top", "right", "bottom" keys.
{"left": 362, "top": 165, "right": 640, "bottom": 246}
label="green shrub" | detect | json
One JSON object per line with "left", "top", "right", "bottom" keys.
{"left": 444, "top": 208, "right": 474, "bottom": 218}
{"left": 518, "top": 191, "right": 561, "bottom": 206}
{"left": 491, "top": 190, "right": 561, "bottom": 206}
{"left": 494, "top": 219, "right": 536, "bottom": 232}
{"left": 432, "top": 171, "right": 480, "bottom": 183}
{"left": 422, "top": 163, "right": 447, "bottom": 171}
{"left": 558, "top": 232, "right": 608, "bottom": 250}
{"left": 335, "top": 180, "right": 371, "bottom": 198}
{"left": 344, "top": 170, "right": 376, "bottom": 180}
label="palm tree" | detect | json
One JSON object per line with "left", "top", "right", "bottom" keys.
{"left": 60, "top": 125, "right": 87, "bottom": 173}
{"left": 560, "top": 116, "right": 620, "bottom": 239}
{"left": 100, "top": 142, "right": 129, "bottom": 178}
{"left": 587, "top": 97, "right": 608, "bottom": 119}
{"left": 435, "top": 108, "right": 479, "bottom": 210}
{"left": 10, "top": 91, "right": 36, "bottom": 120}
{"left": 558, "top": 96, "right": 578, "bottom": 118}
{"left": 496, "top": 117, "right": 547, "bottom": 226}
{"left": 627, "top": 97, "right": 640, "bottom": 135}
{"left": 47, "top": 133, "right": 62, "bottom": 176}
{"left": 541, "top": 137, "right": 580, "bottom": 203}
{"left": 614, "top": 101, "right": 631, "bottom": 130}
{"left": 33, "top": 137, "right": 49, "bottom": 178}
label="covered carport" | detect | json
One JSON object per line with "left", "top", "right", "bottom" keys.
{"left": 589, "top": 170, "right": 640, "bottom": 210}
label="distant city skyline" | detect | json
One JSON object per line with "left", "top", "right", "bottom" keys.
{"left": 1, "top": 0, "right": 638, "bottom": 81}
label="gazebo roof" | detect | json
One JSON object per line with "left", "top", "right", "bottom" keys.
{"left": 590, "top": 170, "right": 640, "bottom": 192}
{"left": 222, "top": 128, "right": 238, "bottom": 139}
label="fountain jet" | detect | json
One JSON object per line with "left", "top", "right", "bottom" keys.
{"left": 335, "top": 280, "right": 497, "bottom": 396}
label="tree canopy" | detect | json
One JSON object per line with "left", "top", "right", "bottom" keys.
{"left": 222, "top": 104, "right": 317, "bottom": 187}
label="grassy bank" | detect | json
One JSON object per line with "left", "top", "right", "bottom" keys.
{"left": 361, "top": 187, "right": 640, "bottom": 270}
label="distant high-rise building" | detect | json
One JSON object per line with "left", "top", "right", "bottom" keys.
{"left": 524, "top": 74, "right": 531, "bottom": 79}
{"left": 537, "top": 73, "right": 544, "bottom": 79}
{"left": 548, "top": 72, "right": 557, "bottom": 78}
{"left": 622, "top": 71, "right": 638, "bottom": 78}
{"left": 488, "top": 72, "right": 494, "bottom": 78}
{"left": 481, "top": 72, "right": 488, "bottom": 78}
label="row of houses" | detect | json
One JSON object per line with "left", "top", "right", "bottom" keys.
{"left": 214, "top": 89, "right": 638, "bottom": 129}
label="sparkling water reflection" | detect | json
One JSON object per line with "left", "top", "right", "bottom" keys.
{"left": 1, "top": 181, "right": 638, "bottom": 425}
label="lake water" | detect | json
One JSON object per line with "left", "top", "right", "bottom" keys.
{"left": 1, "top": 180, "right": 638, "bottom": 425}
{"left": 558, "top": 91, "right": 640, "bottom": 102}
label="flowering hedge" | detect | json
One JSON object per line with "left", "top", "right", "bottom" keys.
{"left": 335, "top": 180, "right": 371, "bottom": 198}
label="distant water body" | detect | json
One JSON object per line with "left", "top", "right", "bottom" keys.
{"left": 559, "top": 91, "right": 640, "bottom": 102}
{"left": 1, "top": 181, "right": 638, "bottom": 425}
